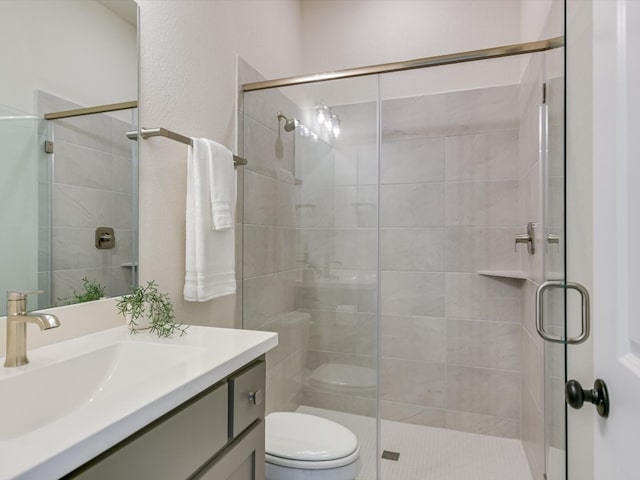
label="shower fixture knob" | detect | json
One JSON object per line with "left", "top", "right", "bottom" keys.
{"left": 514, "top": 222, "right": 536, "bottom": 254}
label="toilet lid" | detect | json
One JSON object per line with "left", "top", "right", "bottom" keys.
{"left": 266, "top": 412, "right": 358, "bottom": 462}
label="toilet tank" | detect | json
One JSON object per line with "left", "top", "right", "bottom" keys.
{"left": 262, "top": 310, "right": 311, "bottom": 415}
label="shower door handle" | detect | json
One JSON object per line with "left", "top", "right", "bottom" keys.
{"left": 535, "top": 281, "right": 591, "bottom": 344}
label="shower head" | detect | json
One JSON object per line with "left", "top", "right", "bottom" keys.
{"left": 277, "top": 112, "right": 296, "bottom": 133}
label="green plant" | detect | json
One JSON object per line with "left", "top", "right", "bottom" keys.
{"left": 58, "top": 277, "right": 106, "bottom": 305}
{"left": 116, "top": 281, "right": 188, "bottom": 338}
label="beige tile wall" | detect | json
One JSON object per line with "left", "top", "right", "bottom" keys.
{"left": 376, "top": 85, "right": 523, "bottom": 439}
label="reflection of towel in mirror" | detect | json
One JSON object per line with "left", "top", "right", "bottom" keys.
{"left": 184, "top": 138, "right": 236, "bottom": 302}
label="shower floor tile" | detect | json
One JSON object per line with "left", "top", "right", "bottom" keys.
{"left": 297, "top": 406, "right": 533, "bottom": 480}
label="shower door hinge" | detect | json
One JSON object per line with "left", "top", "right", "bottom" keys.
{"left": 542, "top": 83, "right": 547, "bottom": 104}
{"left": 44, "top": 140, "right": 54, "bottom": 154}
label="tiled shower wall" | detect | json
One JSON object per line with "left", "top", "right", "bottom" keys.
{"left": 301, "top": 84, "right": 525, "bottom": 438}
{"left": 379, "top": 85, "right": 522, "bottom": 438}
{"left": 36, "top": 91, "right": 136, "bottom": 305}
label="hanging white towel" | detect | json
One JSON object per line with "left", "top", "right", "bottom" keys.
{"left": 184, "top": 138, "right": 236, "bottom": 302}
{"left": 208, "top": 140, "right": 235, "bottom": 230}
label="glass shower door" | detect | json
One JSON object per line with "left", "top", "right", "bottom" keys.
{"left": 541, "top": 44, "right": 567, "bottom": 480}
{"left": 240, "top": 40, "right": 567, "bottom": 480}
{"left": 378, "top": 50, "right": 567, "bottom": 480}
{"left": 241, "top": 74, "right": 380, "bottom": 476}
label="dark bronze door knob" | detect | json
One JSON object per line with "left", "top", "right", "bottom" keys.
{"left": 565, "top": 378, "right": 609, "bottom": 418}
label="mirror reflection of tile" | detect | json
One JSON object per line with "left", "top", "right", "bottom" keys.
{"left": 36, "top": 90, "right": 137, "bottom": 307}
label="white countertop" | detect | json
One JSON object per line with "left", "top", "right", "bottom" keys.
{"left": 0, "top": 325, "right": 278, "bottom": 480}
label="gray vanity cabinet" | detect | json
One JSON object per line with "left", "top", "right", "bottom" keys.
{"left": 193, "top": 419, "right": 265, "bottom": 480}
{"left": 65, "top": 358, "right": 266, "bottom": 480}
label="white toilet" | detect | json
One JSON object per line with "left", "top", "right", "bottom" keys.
{"left": 265, "top": 412, "right": 362, "bottom": 480}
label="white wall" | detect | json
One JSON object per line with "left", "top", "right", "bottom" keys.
{"left": 136, "top": 0, "right": 303, "bottom": 327}
{"left": 301, "top": 0, "right": 521, "bottom": 73}
{"left": 299, "top": 0, "right": 522, "bottom": 102}
{"left": 521, "top": 0, "right": 554, "bottom": 43}
{"left": 0, "top": 0, "right": 136, "bottom": 114}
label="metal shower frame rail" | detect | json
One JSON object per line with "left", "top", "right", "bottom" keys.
{"left": 242, "top": 36, "right": 565, "bottom": 92}
{"left": 43, "top": 101, "right": 138, "bottom": 120}
{"left": 43, "top": 102, "right": 248, "bottom": 167}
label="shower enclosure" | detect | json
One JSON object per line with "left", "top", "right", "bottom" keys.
{"left": 240, "top": 33, "right": 566, "bottom": 480}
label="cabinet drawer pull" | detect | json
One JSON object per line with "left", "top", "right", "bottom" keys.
{"left": 248, "top": 389, "right": 263, "bottom": 406}
{"left": 230, "top": 360, "right": 265, "bottom": 438}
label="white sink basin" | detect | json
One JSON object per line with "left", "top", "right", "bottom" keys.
{"left": 0, "top": 342, "right": 203, "bottom": 440}
{"left": 0, "top": 325, "right": 278, "bottom": 480}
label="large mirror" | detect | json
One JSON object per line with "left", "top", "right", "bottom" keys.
{"left": 0, "top": 0, "right": 138, "bottom": 315}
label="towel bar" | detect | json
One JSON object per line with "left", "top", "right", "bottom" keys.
{"left": 126, "top": 128, "right": 248, "bottom": 167}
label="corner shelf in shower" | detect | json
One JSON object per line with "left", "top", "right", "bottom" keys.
{"left": 477, "top": 270, "right": 565, "bottom": 281}
{"left": 477, "top": 270, "right": 528, "bottom": 280}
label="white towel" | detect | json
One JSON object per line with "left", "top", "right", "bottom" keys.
{"left": 208, "top": 140, "right": 235, "bottom": 230}
{"left": 184, "top": 138, "right": 236, "bottom": 302}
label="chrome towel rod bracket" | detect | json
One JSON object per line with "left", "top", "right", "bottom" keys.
{"left": 126, "top": 127, "right": 248, "bottom": 167}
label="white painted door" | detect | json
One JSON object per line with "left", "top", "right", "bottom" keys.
{"left": 593, "top": 1, "right": 640, "bottom": 478}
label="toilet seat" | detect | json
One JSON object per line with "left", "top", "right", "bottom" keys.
{"left": 265, "top": 412, "right": 360, "bottom": 470}
{"left": 266, "top": 446, "right": 361, "bottom": 470}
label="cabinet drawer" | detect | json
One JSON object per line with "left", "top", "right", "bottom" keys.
{"left": 229, "top": 360, "right": 265, "bottom": 438}
{"left": 193, "top": 419, "right": 265, "bottom": 480}
{"left": 67, "top": 382, "right": 228, "bottom": 480}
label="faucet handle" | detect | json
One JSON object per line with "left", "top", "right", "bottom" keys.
{"left": 514, "top": 222, "right": 536, "bottom": 255}
{"left": 8, "top": 290, "right": 43, "bottom": 298}
{"left": 7, "top": 290, "right": 43, "bottom": 301}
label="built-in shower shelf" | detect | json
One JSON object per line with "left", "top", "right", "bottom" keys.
{"left": 477, "top": 270, "right": 528, "bottom": 280}
{"left": 477, "top": 270, "right": 566, "bottom": 281}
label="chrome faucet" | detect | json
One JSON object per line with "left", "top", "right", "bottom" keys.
{"left": 4, "top": 291, "right": 60, "bottom": 367}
